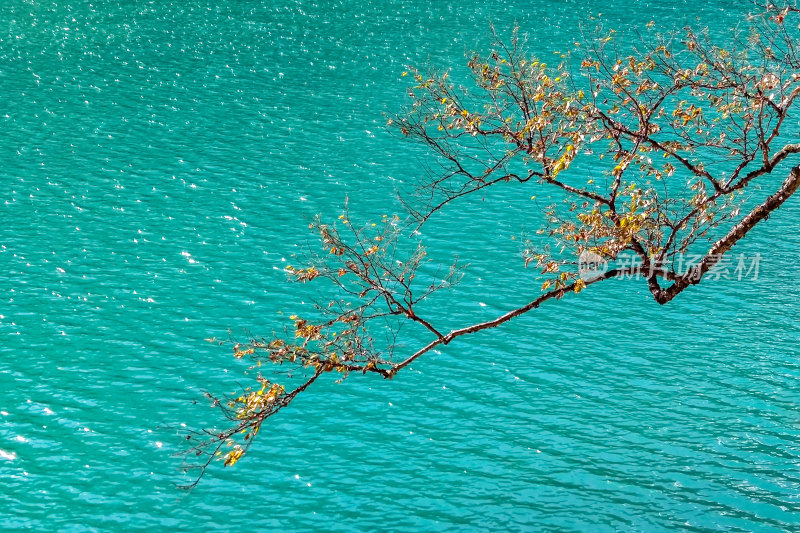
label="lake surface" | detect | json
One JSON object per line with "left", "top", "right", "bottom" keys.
{"left": 1, "top": 1, "right": 799, "bottom": 530}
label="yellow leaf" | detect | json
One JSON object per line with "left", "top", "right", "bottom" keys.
{"left": 574, "top": 279, "right": 587, "bottom": 293}
{"left": 224, "top": 446, "right": 244, "bottom": 467}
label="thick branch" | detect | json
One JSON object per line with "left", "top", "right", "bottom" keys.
{"left": 654, "top": 165, "right": 800, "bottom": 303}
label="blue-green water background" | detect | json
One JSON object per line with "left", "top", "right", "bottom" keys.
{"left": 1, "top": 1, "right": 799, "bottom": 530}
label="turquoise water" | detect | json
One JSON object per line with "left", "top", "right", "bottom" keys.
{"left": 1, "top": 0, "right": 799, "bottom": 530}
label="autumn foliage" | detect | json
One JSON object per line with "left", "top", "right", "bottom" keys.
{"left": 179, "top": 6, "right": 800, "bottom": 485}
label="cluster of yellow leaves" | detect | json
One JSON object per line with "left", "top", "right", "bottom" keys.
{"left": 233, "top": 380, "right": 286, "bottom": 420}
{"left": 286, "top": 265, "right": 320, "bottom": 282}
{"left": 294, "top": 318, "right": 323, "bottom": 341}
{"left": 672, "top": 102, "right": 703, "bottom": 126}
{"left": 219, "top": 379, "right": 287, "bottom": 467}
{"left": 224, "top": 445, "right": 244, "bottom": 467}
{"left": 233, "top": 343, "right": 255, "bottom": 359}
{"left": 540, "top": 271, "right": 577, "bottom": 292}
{"left": 551, "top": 145, "right": 575, "bottom": 177}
